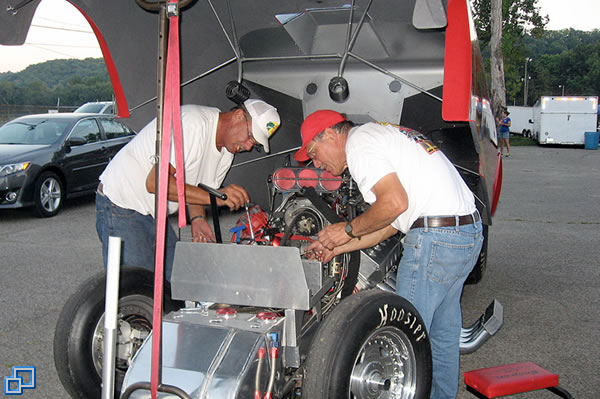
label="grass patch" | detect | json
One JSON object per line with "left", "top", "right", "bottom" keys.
{"left": 510, "top": 134, "right": 537, "bottom": 146}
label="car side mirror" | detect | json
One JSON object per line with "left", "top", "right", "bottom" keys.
{"left": 67, "top": 137, "right": 87, "bottom": 147}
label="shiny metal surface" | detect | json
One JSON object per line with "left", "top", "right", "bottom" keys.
{"left": 38, "top": 175, "right": 62, "bottom": 213}
{"left": 357, "top": 235, "right": 403, "bottom": 291}
{"left": 92, "top": 295, "right": 153, "bottom": 383}
{"left": 121, "top": 307, "right": 284, "bottom": 399}
{"left": 171, "top": 242, "right": 314, "bottom": 310}
{"left": 350, "top": 326, "right": 417, "bottom": 399}
{"left": 460, "top": 299, "right": 504, "bottom": 355}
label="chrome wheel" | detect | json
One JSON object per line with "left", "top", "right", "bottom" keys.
{"left": 91, "top": 295, "right": 153, "bottom": 377}
{"left": 39, "top": 176, "right": 62, "bottom": 213}
{"left": 350, "top": 327, "right": 417, "bottom": 399}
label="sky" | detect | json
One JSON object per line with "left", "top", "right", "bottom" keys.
{"left": 0, "top": 0, "right": 599, "bottom": 74}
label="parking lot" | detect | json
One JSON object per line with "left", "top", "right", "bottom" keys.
{"left": 1, "top": 145, "right": 598, "bottom": 398}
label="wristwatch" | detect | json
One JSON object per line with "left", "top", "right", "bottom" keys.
{"left": 345, "top": 222, "right": 360, "bottom": 239}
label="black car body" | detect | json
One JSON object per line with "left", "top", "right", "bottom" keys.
{"left": 0, "top": 113, "right": 135, "bottom": 217}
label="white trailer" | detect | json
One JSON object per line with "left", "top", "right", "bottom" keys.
{"left": 507, "top": 106, "right": 534, "bottom": 137}
{"left": 532, "top": 96, "right": 599, "bottom": 145}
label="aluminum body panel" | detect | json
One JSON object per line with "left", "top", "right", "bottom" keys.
{"left": 171, "top": 242, "right": 317, "bottom": 310}
{"left": 122, "top": 308, "right": 284, "bottom": 399}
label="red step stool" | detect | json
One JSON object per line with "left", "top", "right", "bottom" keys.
{"left": 464, "top": 362, "right": 573, "bottom": 398}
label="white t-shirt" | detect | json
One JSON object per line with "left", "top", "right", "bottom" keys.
{"left": 100, "top": 105, "right": 234, "bottom": 216}
{"left": 346, "top": 122, "right": 476, "bottom": 233}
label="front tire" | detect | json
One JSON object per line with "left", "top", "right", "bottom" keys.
{"left": 34, "top": 171, "right": 64, "bottom": 217}
{"left": 303, "top": 290, "right": 432, "bottom": 399}
{"left": 54, "top": 267, "right": 181, "bottom": 399}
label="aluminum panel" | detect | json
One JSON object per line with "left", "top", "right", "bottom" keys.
{"left": 171, "top": 242, "right": 311, "bottom": 310}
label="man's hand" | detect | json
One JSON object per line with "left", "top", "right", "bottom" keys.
{"left": 191, "top": 217, "right": 216, "bottom": 243}
{"left": 305, "top": 241, "right": 337, "bottom": 263}
{"left": 217, "top": 184, "right": 250, "bottom": 211}
{"left": 317, "top": 222, "right": 352, "bottom": 250}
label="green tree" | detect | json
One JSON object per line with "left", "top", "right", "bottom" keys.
{"left": 0, "top": 81, "right": 19, "bottom": 104}
{"left": 0, "top": 58, "right": 112, "bottom": 106}
{"left": 471, "top": 0, "right": 548, "bottom": 106}
{"left": 522, "top": 30, "right": 600, "bottom": 102}
{"left": 22, "top": 81, "right": 53, "bottom": 105}
{"left": 472, "top": 0, "right": 548, "bottom": 48}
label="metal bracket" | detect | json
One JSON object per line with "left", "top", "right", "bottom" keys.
{"left": 121, "top": 382, "right": 191, "bottom": 399}
{"left": 6, "top": 0, "right": 35, "bottom": 15}
{"left": 282, "top": 309, "right": 303, "bottom": 368}
{"left": 166, "top": 0, "right": 178, "bottom": 17}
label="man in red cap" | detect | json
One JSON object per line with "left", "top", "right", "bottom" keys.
{"left": 297, "top": 109, "right": 483, "bottom": 399}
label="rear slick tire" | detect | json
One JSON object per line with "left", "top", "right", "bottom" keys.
{"left": 53, "top": 267, "right": 181, "bottom": 399}
{"left": 302, "top": 289, "right": 432, "bottom": 399}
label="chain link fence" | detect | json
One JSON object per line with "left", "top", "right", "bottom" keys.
{"left": 0, "top": 104, "right": 78, "bottom": 125}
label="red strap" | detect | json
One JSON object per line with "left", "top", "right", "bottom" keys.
{"left": 69, "top": 3, "right": 130, "bottom": 118}
{"left": 151, "top": 1, "right": 186, "bottom": 397}
{"left": 442, "top": 0, "right": 472, "bottom": 121}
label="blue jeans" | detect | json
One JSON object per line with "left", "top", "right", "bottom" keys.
{"left": 396, "top": 220, "right": 483, "bottom": 399}
{"left": 95, "top": 192, "right": 178, "bottom": 281}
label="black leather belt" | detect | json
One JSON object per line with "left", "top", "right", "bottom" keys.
{"left": 411, "top": 212, "right": 480, "bottom": 229}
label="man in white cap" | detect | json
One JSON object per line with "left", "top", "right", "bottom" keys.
{"left": 96, "top": 99, "right": 280, "bottom": 280}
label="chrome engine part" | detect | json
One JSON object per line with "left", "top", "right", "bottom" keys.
{"left": 281, "top": 198, "right": 325, "bottom": 237}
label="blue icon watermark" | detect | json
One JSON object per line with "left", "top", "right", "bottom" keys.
{"left": 3, "top": 367, "right": 36, "bottom": 395}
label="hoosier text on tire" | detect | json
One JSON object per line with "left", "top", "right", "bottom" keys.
{"left": 302, "top": 289, "right": 432, "bottom": 399}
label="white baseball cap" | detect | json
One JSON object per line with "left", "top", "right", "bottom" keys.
{"left": 244, "top": 99, "right": 280, "bottom": 153}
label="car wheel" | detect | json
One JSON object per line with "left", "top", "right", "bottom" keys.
{"left": 466, "top": 223, "right": 488, "bottom": 284}
{"left": 53, "top": 267, "right": 182, "bottom": 399}
{"left": 34, "top": 171, "right": 64, "bottom": 217}
{"left": 302, "top": 289, "right": 432, "bottom": 399}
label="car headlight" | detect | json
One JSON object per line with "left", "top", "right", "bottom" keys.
{"left": 0, "top": 162, "right": 31, "bottom": 177}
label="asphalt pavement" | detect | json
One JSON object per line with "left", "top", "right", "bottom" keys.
{"left": 0, "top": 145, "right": 598, "bottom": 398}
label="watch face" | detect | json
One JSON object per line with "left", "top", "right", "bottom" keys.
{"left": 345, "top": 222, "right": 353, "bottom": 235}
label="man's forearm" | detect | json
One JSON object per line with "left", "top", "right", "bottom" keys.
{"left": 146, "top": 164, "right": 212, "bottom": 206}
{"left": 333, "top": 224, "right": 398, "bottom": 256}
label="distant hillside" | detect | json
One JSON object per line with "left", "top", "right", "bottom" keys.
{"left": 0, "top": 58, "right": 108, "bottom": 89}
{"left": 0, "top": 58, "right": 112, "bottom": 106}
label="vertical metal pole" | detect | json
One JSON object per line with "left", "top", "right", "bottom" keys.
{"left": 523, "top": 58, "right": 529, "bottom": 106}
{"left": 155, "top": 6, "right": 168, "bottom": 221}
{"left": 101, "top": 236, "right": 122, "bottom": 399}
{"left": 152, "top": 4, "right": 168, "bottom": 389}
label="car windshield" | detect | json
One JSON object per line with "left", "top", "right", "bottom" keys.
{"left": 75, "top": 103, "right": 109, "bottom": 113}
{"left": 0, "top": 120, "right": 70, "bottom": 145}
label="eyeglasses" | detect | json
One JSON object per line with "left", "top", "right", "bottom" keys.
{"left": 306, "top": 131, "right": 325, "bottom": 159}
{"left": 306, "top": 140, "right": 319, "bottom": 159}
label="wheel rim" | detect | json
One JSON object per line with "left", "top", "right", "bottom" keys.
{"left": 91, "top": 295, "right": 153, "bottom": 378}
{"left": 40, "top": 176, "right": 62, "bottom": 212}
{"left": 350, "top": 326, "right": 417, "bottom": 399}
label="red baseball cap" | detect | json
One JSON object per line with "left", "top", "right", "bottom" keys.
{"left": 294, "top": 110, "right": 346, "bottom": 162}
